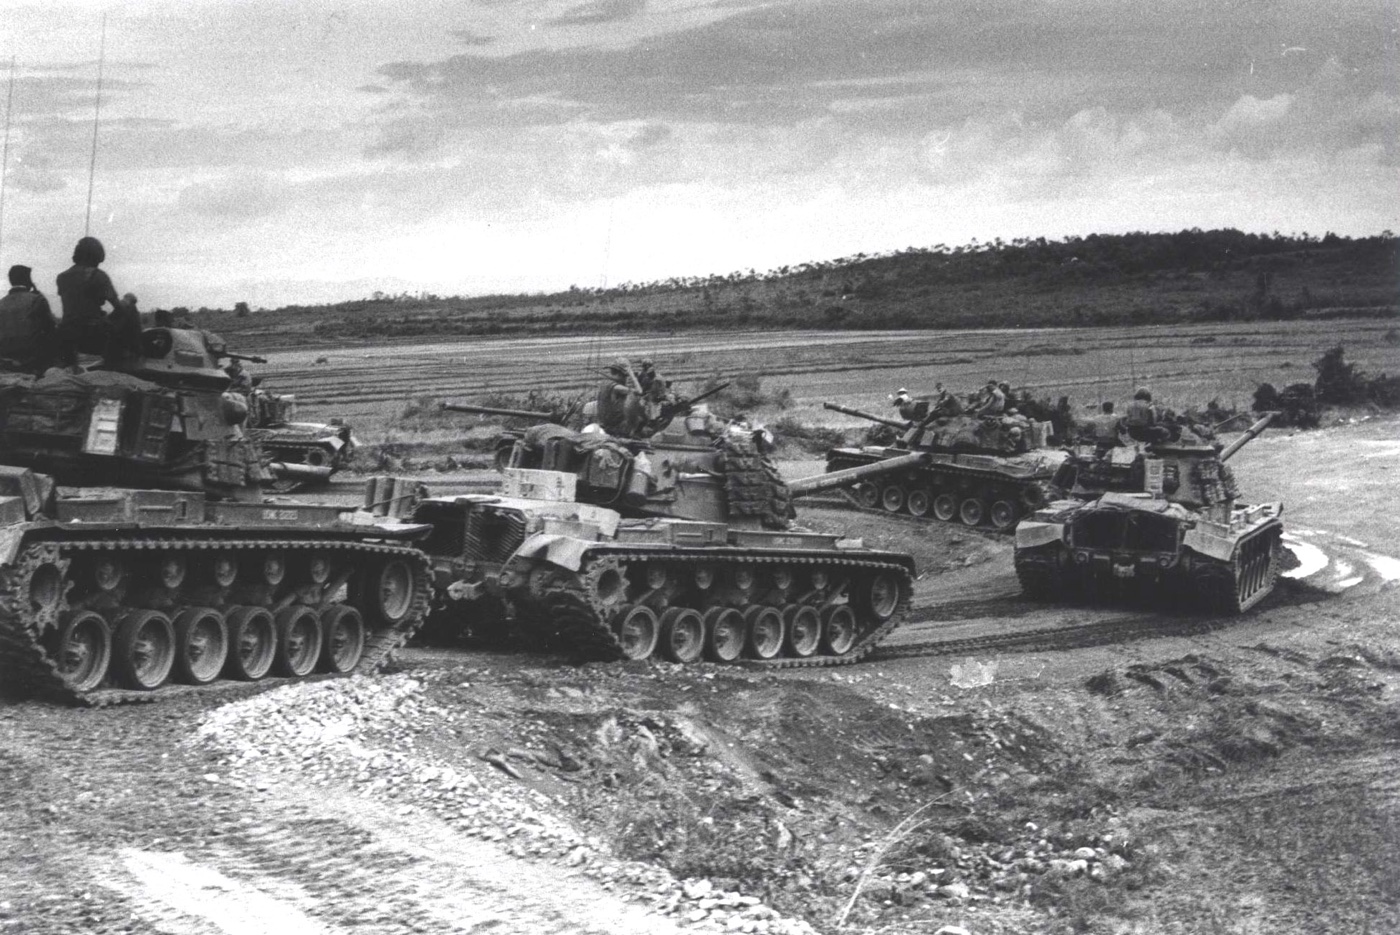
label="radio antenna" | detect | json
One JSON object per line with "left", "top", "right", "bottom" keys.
{"left": 0, "top": 56, "right": 16, "bottom": 259}
{"left": 84, "top": 12, "right": 108, "bottom": 236}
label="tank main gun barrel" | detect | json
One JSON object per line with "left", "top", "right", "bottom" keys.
{"left": 267, "top": 462, "right": 334, "bottom": 482}
{"left": 441, "top": 402, "right": 555, "bottom": 421}
{"left": 1219, "top": 412, "right": 1277, "bottom": 462}
{"left": 822, "top": 401, "right": 911, "bottom": 430}
{"left": 788, "top": 451, "right": 929, "bottom": 496}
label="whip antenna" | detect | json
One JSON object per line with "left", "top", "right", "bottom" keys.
{"left": 0, "top": 56, "right": 15, "bottom": 259}
{"left": 84, "top": 12, "right": 107, "bottom": 236}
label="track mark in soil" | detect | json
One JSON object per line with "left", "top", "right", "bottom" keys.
{"left": 105, "top": 848, "right": 337, "bottom": 935}
{"left": 1283, "top": 529, "right": 1400, "bottom": 593}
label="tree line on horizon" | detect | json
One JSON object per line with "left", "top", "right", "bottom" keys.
{"left": 182, "top": 228, "right": 1398, "bottom": 344}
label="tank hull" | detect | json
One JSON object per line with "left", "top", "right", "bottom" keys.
{"left": 416, "top": 495, "right": 914, "bottom": 667}
{"left": 820, "top": 445, "right": 1064, "bottom": 532}
{"left": 1013, "top": 495, "right": 1284, "bottom": 613}
{"left": 1, "top": 490, "right": 431, "bottom": 705}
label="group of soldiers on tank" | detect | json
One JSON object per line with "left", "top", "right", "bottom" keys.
{"left": 0, "top": 237, "right": 146, "bottom": 376}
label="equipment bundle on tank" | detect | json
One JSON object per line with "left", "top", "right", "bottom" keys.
{"left": 0, "top": 327, "right": 431, "bottom": 704}
{"left": 796, "top": 401, "right": 1065, "bottom": 532}
{"left": 1013, "top": 413, "right": 1283, "bottom": 613}
{"left": 424, "top": 399, "right": 916, "bottom": 666}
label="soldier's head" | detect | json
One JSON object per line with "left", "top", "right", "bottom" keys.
{"left": 1134, "top": 386, "right": 1152, "bottom": 401}
{"left": 986, "top": 379, "right": 998, "bottom": 389}
{"left": 225, "top": 361, "right": 243, "bottom": 376}
{"left": 73, "top": 237, "right": 105, "bottom": 266}
{"left": 7, "top": 264, "right": 33, "bottom": 288}
{"left": 999, "top": 382, "right": 1011, "bottom": 394}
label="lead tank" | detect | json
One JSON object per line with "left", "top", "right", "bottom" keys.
{"left": 808, "top": 401, "right": 1066, "bottom": 531}
{"left": 419, "top": 403, "right": 915, "bottom": 666}
{"left": 1013, "top": 414, "right": 1282, "bottom": 612}
{"left": 0, "top": 327, "right": 431, "bottom": 704}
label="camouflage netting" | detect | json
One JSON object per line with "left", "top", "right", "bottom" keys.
{"left": 718, "top": 434, "right": 794, "bottom": 530}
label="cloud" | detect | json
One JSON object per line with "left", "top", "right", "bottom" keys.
{"left": 549, "top": 0, "right": 647, "bottom": 28}
{"left": 177, "top": 173, "right": 286, "bottom": 219}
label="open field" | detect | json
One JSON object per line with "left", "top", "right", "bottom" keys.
{"left": 254, "top": 318, "right": 1400, "bottom": 440}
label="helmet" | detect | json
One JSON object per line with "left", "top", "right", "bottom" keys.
{"left": 73, "top": 237, "right": 105, "bottom": 266}
{"left": 1134, "top": 386, "right": 1152, "bottom": 401}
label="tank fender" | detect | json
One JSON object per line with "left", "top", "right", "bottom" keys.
{"left": 0, "top": 524, "right": 28, "bottom": 565}
{"left": 1181, "top": 526, "right": 1241, "bottom": 563}
{"left": 512, "top": 532, "right": 598, "bottom": 572}
{"left": 1015, "top": 519, "right": 1066, "bottom": 550}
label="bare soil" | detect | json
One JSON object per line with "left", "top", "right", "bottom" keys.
{"left": 2, "top": 418, "right": 1398, "bottom": 932}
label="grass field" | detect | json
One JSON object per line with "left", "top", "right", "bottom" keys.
{"left": 254, "top": 317, "right": 1400, "bottom": 442}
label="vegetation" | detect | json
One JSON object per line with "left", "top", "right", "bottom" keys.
{"left": 170, "top": 229, "right": 1397, "bottom": 351}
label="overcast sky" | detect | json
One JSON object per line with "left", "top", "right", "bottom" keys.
{"left": 0, "top": 0, "right": 1395, "bottom": 309}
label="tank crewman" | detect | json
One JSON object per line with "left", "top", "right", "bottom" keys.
{"left": 973, "top": 379, "right": 1006, "bottom": 416}
{"left": 890, "top": 387, "right": 923, "bottom": 422}
{"left": 54, "top": 236, "right": 135, "bottom": 369}
{"left": 0, "top": 264, "right": 58, "bottom": 375}
{"left": 225, "top": 359, "right": 254, "bottom": 395}
{"left": 1124, "top": 387, "right": 1170, "bottom": 442}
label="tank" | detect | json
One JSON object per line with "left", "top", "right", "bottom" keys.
{"left": 1012, "top": 414, "right": 1282, "bottom": 613}
{"left": 246, "top": 387, "right": 357, "bottom": 492}
{"left": 802, "top": 401, "right": 1067, "bottom": 532}
{"left": 415, "top": 405, "right": 915, "bottom": 667}
{"left": 0, "top": 327, "right": 432, "bottom": 704}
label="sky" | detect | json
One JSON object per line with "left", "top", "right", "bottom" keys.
{"left": 0, "top": 0, "right": 1395, "bottom": 310}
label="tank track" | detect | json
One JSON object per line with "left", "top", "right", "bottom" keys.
{"left": 511, "top": 547, "right": 914, "bottom": 669}
{"left": 821, "top": 454, "right": 1053, "bottom": 534}
{"left": 0, "top": 535, "right": 430, "bottom": 706}
{"left": 1189, "top": 524, "right": 1282, "bottom": 614}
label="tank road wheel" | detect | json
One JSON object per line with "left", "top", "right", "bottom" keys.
{"left": 614, "top": 605, "right": 660, "bottom": 660}
{"left": 782, "top": 605, "right": 821, "bottom": 658}
{"left": 318, "top": 605, "right": 366, "bottom": 674}
{"left": 880, "top": 484, "right": 906, "bottom": 514}
{"left": 659, "top": 607, "right": 705, "bottom": 664}
{"left": 744, "top": 606, "right": 785, "bottom": 660}
{"left": 819, "top": 605, "right": 858, "bottom": 656}
{"left": 274, "top": 606, "right": 323, "bottom": 678}
{"left": 906, "top": 489, "right": 932, "bottom": 518}
{"left": 172, "top": 608, "right": 229, "bottom": 685}
{"left": 932, "top": 493, "right": 958, "bottom": 522}
{"left": 112, "top": 610, "right": 176, "bottom": 691}
{"left": 989, "top": 499, "right": 1020, "bottom": 532}
{"left": 224, "top": 607, "right": 277, "bottom": 680}
{"left": 959, "top": 497, "right": 987, "bottom": 527}
{"left": 703, "top": 608, "right": 746, "bottom": 662}
{"left": 854, "top": 482, "right": 880, "bottom": 509}
{"left": 369, "top": 558, "right": 415, "bottom": 625}
{"left": 52, "top": 610, "right": 112, "bottom": 692}
{"left": 855, "top": 571, "right": 903, "bottom": 623}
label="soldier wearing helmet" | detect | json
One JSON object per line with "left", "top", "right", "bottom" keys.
{"left": 54, "top": 236, "right": 133, "bottom": 369}
{"left": 0, "top": 264, "right": 57, "bottom": 375}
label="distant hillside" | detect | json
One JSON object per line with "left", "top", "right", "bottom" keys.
{"left": 188, "top": 229, "right": 1398, "bottom": 351}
